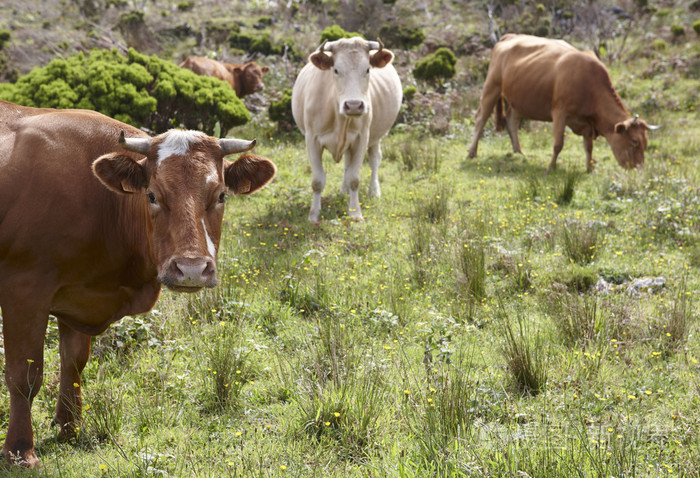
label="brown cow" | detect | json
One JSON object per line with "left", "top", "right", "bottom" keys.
{"left": 467, "top": 34, "right": 658, "bottom": 172}
{"left": 225, "top": 61, "right": 270, "bottom": 98}
{"left": 0, "top": 100, "right": 276, "bottom": 467}
{"left": 179, "top": 56, "right": 269, "bottom": 98}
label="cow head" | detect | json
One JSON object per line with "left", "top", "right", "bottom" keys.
{"left": 608, "top": 115, "right": 658, "bottom": 169}
{"left": 92, "top": 130, "right": 276, "bottom": 292}
{"left": 309, "top": 37, "right": 394, "bottom": 117}
{"left": 227, "top": 62, "right": 269, "bottom": 95}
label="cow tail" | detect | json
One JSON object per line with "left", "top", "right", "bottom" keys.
{"left": 494, "top": 96, "right": 506, "bottom": 133}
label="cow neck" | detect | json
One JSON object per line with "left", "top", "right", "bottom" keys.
{"left": 592, "top": 77, "right": 630, "bottom": 138}
{"left": 113, "top": 191, "right": 157, "bottom": 280}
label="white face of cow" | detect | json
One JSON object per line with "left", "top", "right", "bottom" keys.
{"left": 92, "top": 130, "right": 277, "bottom": 292}
{"left": 309, "top": 37, "right": 394, "bottom": 118}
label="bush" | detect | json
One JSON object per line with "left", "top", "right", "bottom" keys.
{"left": 402, "top": 85, "right": 417, "bottom": 101}
{"left": 413, "top": 47, "right": 457, "bottom": 83}
{"left": 652, "top": 38, "right": 667, "bottom": 50}
{"left": 268, "top": 88, "right": 294, "bottom": 131}
{"left": 0, "top": 30, "right": 10, "bottom": 51}
{"left": 378, "top": 22, "right": 425, "bottom": 49}
{"left": 228, "top": 31, "right": 300, "bottom": 59}
{"left": 670, "top": 24, "right": 685, "bottom": 36}
{"left": 320, "top": 25, "right": 362, "bottom": 42}
{"left": 0, "top": 48, "right": 249, "bottom": 135}
{"left": 694, "top": 20, "right": 700, "bottom": 35}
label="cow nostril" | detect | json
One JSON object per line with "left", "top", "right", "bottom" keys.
{"left": 202, "top": 259, "right": 216, "bottom": 280}
{"left": 343, "top": 100, "right": 364, "bottom": 114}
{"left": 170, "top": 258, "right": 214, "bottom": 285}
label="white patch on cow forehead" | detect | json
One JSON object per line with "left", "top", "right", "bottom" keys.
{"left": 202, "top": 219, "right": 217, "bottom": 258}
{"left": 157, "top": 130, "right": 206, "bottom": 166}
{"left": 206, "top": 172, "right": 218, "bottom": 184}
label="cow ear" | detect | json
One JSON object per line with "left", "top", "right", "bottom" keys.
{"left": 370, "top": 49, "right": 394, "bottom": 68}
{"left": 261, "top": 66, "right": 270, "bottom": 74}
{"left": 224, "top": 154, "right": 277, "bottom": 195}
{"left": 310, "top": 51, "right": 333, "bottom": 70}
{"left": 93, "top": 153, "right": 148, "bottom": 194}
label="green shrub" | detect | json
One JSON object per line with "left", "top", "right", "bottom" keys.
{"left": 268, "top": 88, "right": 294, "bottom": 131}
{"left": 320, "top": 25, "right": 362, "bottom": 42}
{"left": 670, "top": 24, "right": 685, "bottom": 36}
{"left": 652, "top": 38, "right": 667, "bottom": 50}
{"left": 413, "top": 47, "right": 457, "bottom": 83}
{"left": 378, "top": 22, "right": 425, "bottom": 49}
{"left": 694, "top": 20, "right": 700, "bottom": 35}
{"left": 0, "top": 29, "right": 10, "bottom": 51}
{"left": 0, "top": 48, "right": 249, "bottom": 135}
{"left": 228, "top": 31, "right": 300, "bottom": 59}
{"left": 402, "top": 85, "right": 417, "bottom": 101}
{"left": 177, "top": 1, "right": 194, "bottom": 11}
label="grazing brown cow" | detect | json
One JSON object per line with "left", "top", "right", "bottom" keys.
{"left": 0, "top": 100, "right": 276, "bottom": 468}
{"left": 468, "top": 34, "right": 658, "bottom": 172}
{"left": 179, "top": 56, "right": 269, "bottom": 98}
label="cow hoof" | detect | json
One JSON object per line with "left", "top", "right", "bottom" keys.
{"left": 1, "top": 449, "right": 41, "bottom": 469}
{"left": 52, "top": 419, "right": 78, "bottom": 442}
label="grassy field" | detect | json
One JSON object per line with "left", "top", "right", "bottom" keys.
{"left": 1, "top": 1, "right": 700, "bottom": 477}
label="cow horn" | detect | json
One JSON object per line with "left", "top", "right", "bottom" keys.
{"left": 119, "top": 130, "right": 151, "bottom": 154}
{"left": 219, "top": 138, "right": 257, "bottom": 154}
{"left": 316, "top": 39, "right": 328, "bottom": 52}
{"left": 631, "top": 114, "right": 639, "bottom": 125}
{"left": 646, "top": 123, "right": 662, "bottom": 131}
{"left": 367, "top": 38, "right": 383, "bottom": 51}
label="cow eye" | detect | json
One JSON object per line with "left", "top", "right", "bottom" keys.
{"left": 147, "top": 192, "right": 157, "bottom": 204}
{"left": 333, "top": 68, "right": 339, "bottom": 75}
{"left": 218, "top": 192, "right": 226, "bottom": 203}
{"left": 366, "top": 68, "right": 370, "bottom": 74}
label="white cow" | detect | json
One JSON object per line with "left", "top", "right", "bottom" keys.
{"left": 292, "top": 37, "right": 402, "bottom": 223}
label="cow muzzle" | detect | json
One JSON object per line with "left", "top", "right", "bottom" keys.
{"left": 342, "top": 100, "right": 366, "bottom": 116}
{"left": 160, "top": 256, "right": 218, "bottom": 291}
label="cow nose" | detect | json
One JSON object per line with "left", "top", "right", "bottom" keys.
{"left": 256, "top": 83, "right": 265, "bottom": 91}
{"left": 170, "top": 257, "right": 217, "bottom": 288}
{"left": 343, "top": 100, "right": 365, "bottom": 115}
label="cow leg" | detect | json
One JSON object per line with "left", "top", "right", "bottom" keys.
{"left": 583, "top": 134, "right": 595, "bottom": 173}
{"left": 367, "top": 143, "right": 382, "bottom": 198}
{"left": 505, "top": 108, "right": 523, "bottom": 154}
{"left": 53, "top": 321, "right": 91, "bottom": 441}
{"left": 1, "top": 301, "right": 48, "bottom": 468}
{"left": 307, "top": 138, "right": 325, "bottom": 224}
{"left": 343, "top": 142, "right": 368, "bottom": 222}
{"left": 467, "top": 86, "right": 501, "bottom": 158}
{"left": 546, "top": 112, "right": 567, "bottom": 174}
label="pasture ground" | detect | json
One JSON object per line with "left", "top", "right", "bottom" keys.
{"left": 0, "top": 0, "right": 699, "bottom": 476}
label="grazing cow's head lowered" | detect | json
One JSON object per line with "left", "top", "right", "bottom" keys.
{"left": 92, "top": 130, "right": 276, "bottom": 292}
{"left": 309, "top": 37, "right": 394, "bottom": 117}
{"left": 608, "top": 115, "right": 658, "bottom": 169}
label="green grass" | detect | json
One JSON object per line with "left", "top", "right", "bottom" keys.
{"left": 1, "top": 1, "right": 700, "bottom": 477}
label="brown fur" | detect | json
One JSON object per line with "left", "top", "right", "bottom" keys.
{"left": 468, "top": 34, "right": 651, "bottom": 172}
{"left": 0, "top": 100, "right": 276, "bottom": 468}
{"left": 179, "top": 57, "right": 269, "bottom": 99}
